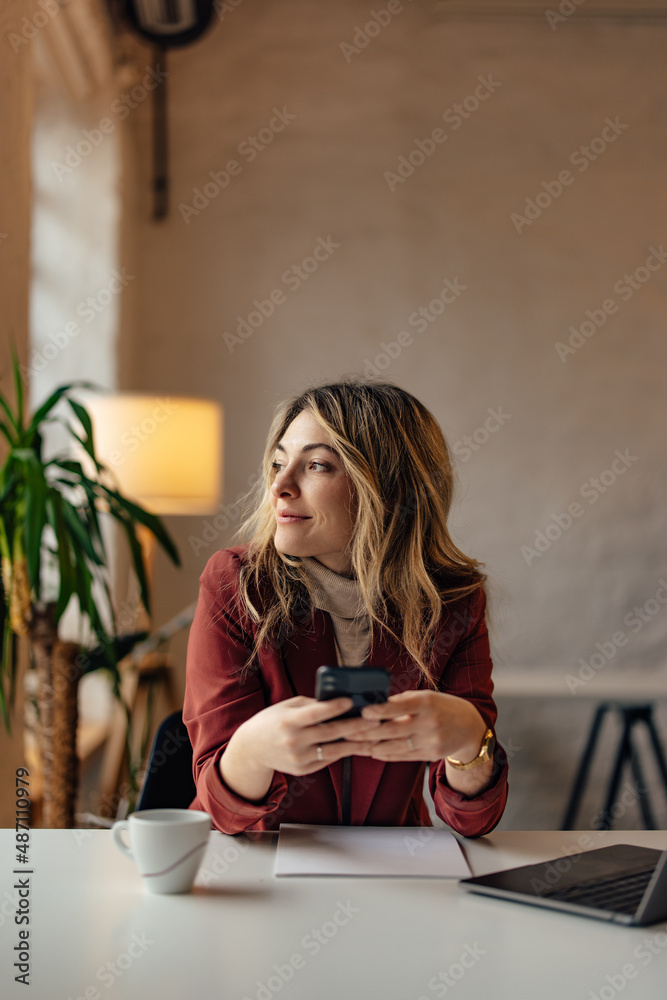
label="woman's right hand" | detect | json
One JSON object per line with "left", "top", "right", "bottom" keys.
{"left": 236, "top": 695, "right": 383, "bottom": 775}
{"left": 219, "top": 696, "right": 382, "bottom": 801}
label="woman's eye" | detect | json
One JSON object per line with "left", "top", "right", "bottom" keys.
{"left": 271, "top": 459, "right": 330, "bottom": 472}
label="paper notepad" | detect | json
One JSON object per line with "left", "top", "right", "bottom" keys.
{"left": 275, "top": 824, "right": 470, "bottom": 878}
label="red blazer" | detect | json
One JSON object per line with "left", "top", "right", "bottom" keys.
{"left": 183, "top": 547, "right": 508, "bottom": 837}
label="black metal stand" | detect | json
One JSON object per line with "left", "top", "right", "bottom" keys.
{"left": 561, "top": 701, "right": 667, "bottom": 831}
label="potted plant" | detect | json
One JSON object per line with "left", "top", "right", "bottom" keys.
{"left": 0, "top": 355, "right": 180, "bottom": 826}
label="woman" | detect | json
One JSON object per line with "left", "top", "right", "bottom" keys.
{"left": 183, "top": 380, "right": 508, "bottom": 836}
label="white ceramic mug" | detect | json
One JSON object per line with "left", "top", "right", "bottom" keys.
{"left": 112, "top": 809, "right": 211, "bottom": 894}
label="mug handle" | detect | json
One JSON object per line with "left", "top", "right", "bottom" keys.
{"left": 112, "top": 821, "right": 133, "bottom": 860}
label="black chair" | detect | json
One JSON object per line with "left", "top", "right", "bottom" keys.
{"left": 136, "top": 710, "right": 196, "bottom": 811}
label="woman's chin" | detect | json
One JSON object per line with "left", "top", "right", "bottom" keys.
{"left": 274, "top": 534, "right": 309, "bottom": 558}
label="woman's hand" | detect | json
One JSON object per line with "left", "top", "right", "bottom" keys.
{"left": 358, "top": 690, "right": 494, "bottom": 796}
{"left": 219, "top": 696, "right": 382, "bottom": 802}
{"left": 359, "top": 690, "right": 485, "bottom": 760}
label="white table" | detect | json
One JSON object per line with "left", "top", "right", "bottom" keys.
{"left": 2, "top": 828, "right": 666, "bottom": 1000}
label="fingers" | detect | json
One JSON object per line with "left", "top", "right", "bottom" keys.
{"left": 315, "top": 740, "right": 376, "bottom": 764}
{"left": 306, "top": 735, "right": 421, "bottom": 768}
{"left": 370, "top": 739, "right": 421, "bottom": 761}
{"left": 362, "top": 691, "right": 422, "bottom": 720}
{"left": 358, "top": 719, "right": 408, "bottom": 741}
{"left": 293, "top": 697, "right": 355, "bottom": 727}
{"left": 360, "top": 716, "right": 423, "bottom": 756}
{"left": 289, "top": 739, "right": 376, "bottom": 776}
{"left": 312, "top": 715, "right": 382, "bottom": 744}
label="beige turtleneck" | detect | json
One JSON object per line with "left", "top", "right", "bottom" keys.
{"left": 300, "top": 557, "right": 371, "bottom": 666}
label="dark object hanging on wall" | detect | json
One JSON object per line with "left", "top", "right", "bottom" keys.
{"left": 151, "top": 47, "right": 169, "bottom": 220}
{"left": 106, "top": 2, "right": 216, "bottom": 219}
{"left": 119, "top": 0, "right": 216, "bottom": 49}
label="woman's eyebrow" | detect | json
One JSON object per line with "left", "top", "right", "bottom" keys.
{"left": 275, "top": 442, "right": 338, "bottom": 456}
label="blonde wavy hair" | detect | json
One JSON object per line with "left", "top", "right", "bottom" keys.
{"left": 232, "top": 379, "right": 486, "bottom": 686}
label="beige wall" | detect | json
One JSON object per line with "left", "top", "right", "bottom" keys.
{"left": 118, "top": 2, "right": 667, "bottom": 698}
{"left": 0, "top": 0, "right": 35, "bottom": 826}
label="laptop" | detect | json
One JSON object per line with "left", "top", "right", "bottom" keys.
{"left": 460, "top": 843, "right": 667, "bottom": 925}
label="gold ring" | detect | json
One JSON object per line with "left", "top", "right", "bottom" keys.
{"left": 316, "top": 746, "right": 323, "bottom": 762}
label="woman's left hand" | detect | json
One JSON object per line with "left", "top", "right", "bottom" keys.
{"left": 357, "top": 690, "right": 487, "bottom": 764}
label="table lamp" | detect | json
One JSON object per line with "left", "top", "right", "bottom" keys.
{"left": 78, "top": 394, "right": 223, "bottom": 815}
{"left": 82, "top": 392, "right": 224, "bottom": 609}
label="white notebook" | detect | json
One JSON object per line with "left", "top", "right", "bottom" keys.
{"left": 275, "top": 824, "right": 471, "bottom": 878}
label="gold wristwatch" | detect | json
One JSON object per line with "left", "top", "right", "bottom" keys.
{"left": 446, "top": 728, "right": 495, "bottom": 770}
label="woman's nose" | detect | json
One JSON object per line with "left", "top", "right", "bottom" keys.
{"left": 271, "top": 468, "right": 299, "bottom": 497}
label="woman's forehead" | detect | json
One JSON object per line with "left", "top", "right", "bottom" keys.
{"left": 278, "top": 409, "right": 336, "bottom": 449}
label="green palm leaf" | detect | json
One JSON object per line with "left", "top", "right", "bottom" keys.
{"left": 11, "top": 345, "right": 24, "bottom": 434}
{"left": 0, "top": 355, "right": 182, "bottom": 731}
{"left": 101, "top": 486, "right": 181, "bottom": 567}
{"left": 21, "top": 454, "right": 49, "bottom": 592}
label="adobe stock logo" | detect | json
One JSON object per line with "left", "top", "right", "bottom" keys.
{"left": 384, "top": 75, "right": 501, "bottom": 192}
{"left": 7, "top": 0, "right": 68, "bottom": 53}
{"left": 546, "top": 0, "right": 587, "bottom": 30}
{"left": 339, "top": 0, "right": 411, "bottom": 62}
{"left": 418, "top": 942, "right": 487, "bottom": 999}
{"left": 451, "top": 407, "right": 511, "bottom": 463}
{"left": 587, "top": 932, "right": 667, "bottom": 1000}
{"left": 222, "top": 237, "right": 340, "bottom": 353}
{"left": 555, "top": 246, "right": 667, "bottom": 362}
{"left": 179, "top": 107, "right": 296, "bottom": 224}
{"left": 511, "top": 117, "right": 628, "bottom": 234}
{"left": 50, "top": 66, "right": 168, "bottom": 181}
{"left": 240, "top": 900, "right": 359, "bottom": 1000}
{"left": 214, "top": 0, "right": 245, "bottom": 19}
{"left": 521, "top": 449, "right": 639, "bottom": 567}
{"left": 24, "top": 269, "right": 135, "bottom": 378}
{"left": 564, "top": 579, "right": 667, "bottom": 694}
{"left": 362, "top": 277, "right": 468, "bottom": 375}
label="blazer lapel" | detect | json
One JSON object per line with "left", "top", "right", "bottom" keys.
{"left": 281, "top": 607, "right": 338, "bottom": 698}
{"left": 281, "top": 611, "right": 346, "bottom": 820}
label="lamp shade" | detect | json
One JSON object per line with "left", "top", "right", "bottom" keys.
{"left": 83, "top": 393, "right": 223, "bottom": 515}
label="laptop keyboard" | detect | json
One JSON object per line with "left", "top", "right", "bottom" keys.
{"left": 544, "top": 867, "right": 656, "bottom": 914}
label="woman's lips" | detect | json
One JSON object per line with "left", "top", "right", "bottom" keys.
{"left": 277, "top": 514, "right": 310, "bottom": 523}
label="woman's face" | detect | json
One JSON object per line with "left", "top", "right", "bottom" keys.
{"left": 270, "top": 409, "right": 357, "bottom": 577}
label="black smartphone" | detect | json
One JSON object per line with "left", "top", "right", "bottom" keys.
{"left": 315, "top": 665, "right": 391, "bottom": 720}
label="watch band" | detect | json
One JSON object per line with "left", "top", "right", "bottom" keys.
{"left": 446, "top": 728, "right": 495, "bottom": 771}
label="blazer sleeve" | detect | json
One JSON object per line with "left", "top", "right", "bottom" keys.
{"left": 183, "top": 549, "right": 290, "bottom": 834}
{"left": 428, "top": 586, "right": 509, "bottom": 838}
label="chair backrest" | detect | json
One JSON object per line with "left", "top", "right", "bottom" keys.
{"left": 136, "top": 710, "right": 196, "bottom": 812}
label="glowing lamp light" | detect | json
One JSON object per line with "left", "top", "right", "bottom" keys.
{"left": 83, "top": 393, "right": 223, "bottom": 515}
